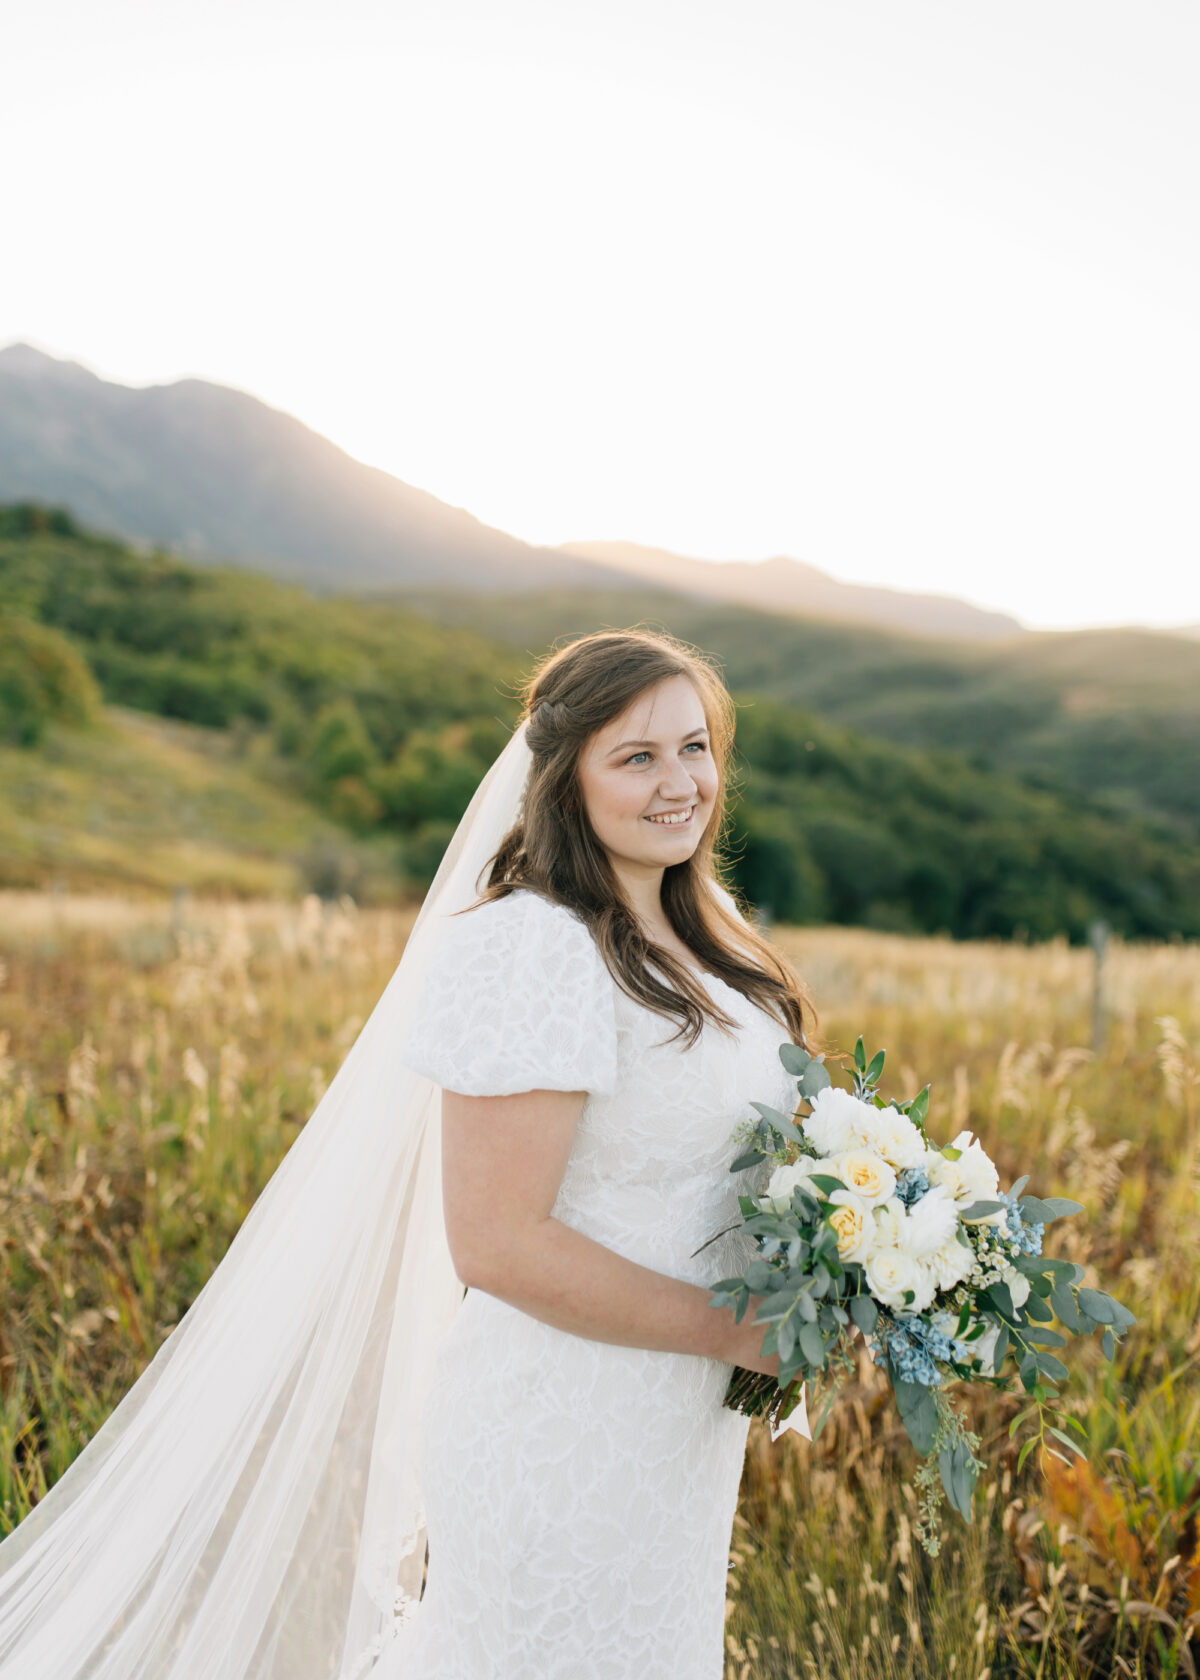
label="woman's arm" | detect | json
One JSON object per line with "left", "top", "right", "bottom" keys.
{"left": 440, "top": 1085, "right": 780, "bottom": 1377}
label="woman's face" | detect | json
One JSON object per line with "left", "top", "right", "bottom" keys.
{"left": 575, "top": 676, "right": 719, "bottom": 878}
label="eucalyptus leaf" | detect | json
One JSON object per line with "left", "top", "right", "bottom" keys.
{"left": 939, "top": 1438, "right": 978, "bottom": 1520}
{"left": 779, "top": 1042, "right": 812, "bottom": 1076}
{"left": 849, "top": 1294, "right": 878, "bottom": 1333}
{"left": 799, "top": 1060, "right": 833, "bottom": 1099}
{"left": 1077, "top": 1288, "right": 1117, "bottom": 1325}
{"left": 1019, "top": 1194, "right": 1085, "bottom": 1224}
{"left": 1050, "top": 1282, "right": 1084, "bottom": 1333}
{"left": 799, "top": 1323, "right": 826, "bottom": 1369}
{"left": 1024, "top": 1291, "right": 1054, "bottom": 1324}
{"left": 960, "top": 1199, "right": 1006, "bottom": 1221}
{"left": 893, "top": 1376, "right": 939, "bottom": 1456}
{"left": 749, "top": 1101, "right": 804, "bottom": 1145}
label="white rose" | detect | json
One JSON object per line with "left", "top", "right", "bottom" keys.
{"left": 826, "top": 1189, "right": 877, "bottom": 1263}
{"left": 803, "top": 1087, "right": 879, "bottom": 1157}
{"left": 868, "top": 1107, "right": 928, "bottom": 1172}
{"left": 897, "top": 1183, "right": 959, "bottom": 1259}
{"left": 764, "top": 1160, "right": 811, "bottom": 1213}
{"left": 865, "top": 1246, "right": 923, "bottom": 1312}
{"left": 830, "top": 1148, "right": 897, "bottom": 1208}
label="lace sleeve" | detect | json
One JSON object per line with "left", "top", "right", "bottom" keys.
{"left": 399, "top": 889, "right": 619, "bottom": 1097}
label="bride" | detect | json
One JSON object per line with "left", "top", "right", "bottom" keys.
{"left": 0, "top": 626, "right": 819, "bottom": 1680}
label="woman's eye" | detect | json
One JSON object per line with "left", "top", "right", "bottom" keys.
{"left": 625, "top": 742, "right": 706, "bottom": 766}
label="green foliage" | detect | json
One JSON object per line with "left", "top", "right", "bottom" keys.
{"left": 0, "top": 613, "right": 102, "bottom": 746}
{"left": 727, "top": 696, "right": 1200, "bottom": 942}
{"left": 3, "top": 503, "right": 1199, "bottom": 932}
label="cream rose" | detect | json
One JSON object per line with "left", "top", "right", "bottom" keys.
{"left": 826, "top": 1189, "right": 877, "bottom": 1263}
{"left": 865, "top": 1246, "right": 923, "bottom": 1312}
{"left": 829, "top": 1148, "right": 897, "bottom": 1208}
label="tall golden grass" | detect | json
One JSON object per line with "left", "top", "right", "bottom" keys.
{"left": 1, "top": 892, "right": 1197, "bottom": 1677}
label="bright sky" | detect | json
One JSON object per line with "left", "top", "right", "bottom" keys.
{"left": 4, "top": 1, "right": 1198, "bottom": 631}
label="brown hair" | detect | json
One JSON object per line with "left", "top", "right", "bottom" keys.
{"left": 465, "top": 626, "right": 820, "bottom": 1054}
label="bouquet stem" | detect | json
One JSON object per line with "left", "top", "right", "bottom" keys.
{"left": 723, "top": 1365, "right": 804, "bottom": 1430}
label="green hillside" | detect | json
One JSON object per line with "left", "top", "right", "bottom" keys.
{"left": 2, "top": 502, "right": 1198, "bottom": 940}
{"left": 384, "top": 587, "right": 1200, "bottom": 842}
{"left": 0, "top": 703, "right": 400, "bottom": 900}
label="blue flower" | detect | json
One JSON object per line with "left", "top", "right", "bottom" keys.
{"left": 895, "top": 1167, "right": 930, "bottom": 1208}
{"left": 867, "top": 1312, "right": 971, "bottom": 1387}
{"left": 1001, "top": 1189, "right": 1044, "bottom": 1255}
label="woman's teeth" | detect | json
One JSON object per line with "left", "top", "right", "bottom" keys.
{"left": 644, "top": 806, "right": 695, "bottom": 826}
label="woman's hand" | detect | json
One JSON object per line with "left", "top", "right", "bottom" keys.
{"left": 720, "top": 1293, "right": 782, "bottom": 1378}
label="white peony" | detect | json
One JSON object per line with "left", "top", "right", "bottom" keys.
{"left": 826, "top": 1189, "right": 877, "bottom": 1263}
{"left": 830, "top": 1148, "right": 897, "bottom": 1208}
{"left": 897, "top": 1183, "right": 960, "bottom": 1259}
{"left": 866, "top": 1106, "right": 928, "bottom": 1172}
{"left": 926, "top": 1130, "right": 1004, "bottom": 1222}
{"left": 924, "top": 1234, "right": 974, "bottom": 1292}
{"left": 872, "top": 1198, "right": 907, "bottom": 1252}
{"left": 865, "top": 1246, "right": 924, "bottom": 1312}
{"left": 907, "top": 1263, "right": 941, "bottom": 1315}
{"left": 803, "top": 1086, "right": 880, "bottom": 1157}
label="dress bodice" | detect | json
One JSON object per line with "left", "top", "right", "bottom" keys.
{"left": 399, "top": 886, "right": 796, "bottom": 1287}
{"left": 551, "top": 965, "right": 793, "bottom": 1286}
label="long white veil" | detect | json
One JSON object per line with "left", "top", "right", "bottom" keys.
{"left": 0, "top": 716, "right": 537, "bottom": 1680}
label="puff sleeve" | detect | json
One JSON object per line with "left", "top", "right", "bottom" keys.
{"left": 398, "top": 889, "right": 620, "bottom": 1097}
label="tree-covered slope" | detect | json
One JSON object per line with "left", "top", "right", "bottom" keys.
{"left": 2, "top": 503, "right": 1197, "bottom": 940}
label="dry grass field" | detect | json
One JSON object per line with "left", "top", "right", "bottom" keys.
{"left": 1, "top": 891, "right": 1197, "bottom": 1677}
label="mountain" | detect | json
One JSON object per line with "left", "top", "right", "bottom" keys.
{"left": 557, "top": 540, "right": 1026, "bottom": 642}
{"left": 2, "top": 342, "right": 1020, "bottom": 640}
{"left": 0, "top": 342, "right": 636, "bottom": 595}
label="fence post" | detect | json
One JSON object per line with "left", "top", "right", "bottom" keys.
{"left": 1089, "top": 917, "right": 1109, "bottom": 1053}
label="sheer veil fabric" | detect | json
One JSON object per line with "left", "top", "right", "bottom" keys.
{"left": 0, "top": 717, "right": 540, "bottom": 1680}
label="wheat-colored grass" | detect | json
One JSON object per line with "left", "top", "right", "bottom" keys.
{"left": 1, "top": 892, "right": 1197, "bottom": 1677}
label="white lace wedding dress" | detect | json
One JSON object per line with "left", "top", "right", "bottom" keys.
{"left": 384, "top": 886, "right": 795, "bottom": 1680}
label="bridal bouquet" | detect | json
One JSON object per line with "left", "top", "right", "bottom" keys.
{"left": 701, "top": 1038, "right": 1136, "bottom": 1554}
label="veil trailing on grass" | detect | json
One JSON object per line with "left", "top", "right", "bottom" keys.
{"left": 0, "top": 717, "right": 538, "bottom": 1680}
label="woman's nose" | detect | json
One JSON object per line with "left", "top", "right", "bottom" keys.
{"left": 659, "top": 761, "right": 698, "bottom": 796}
